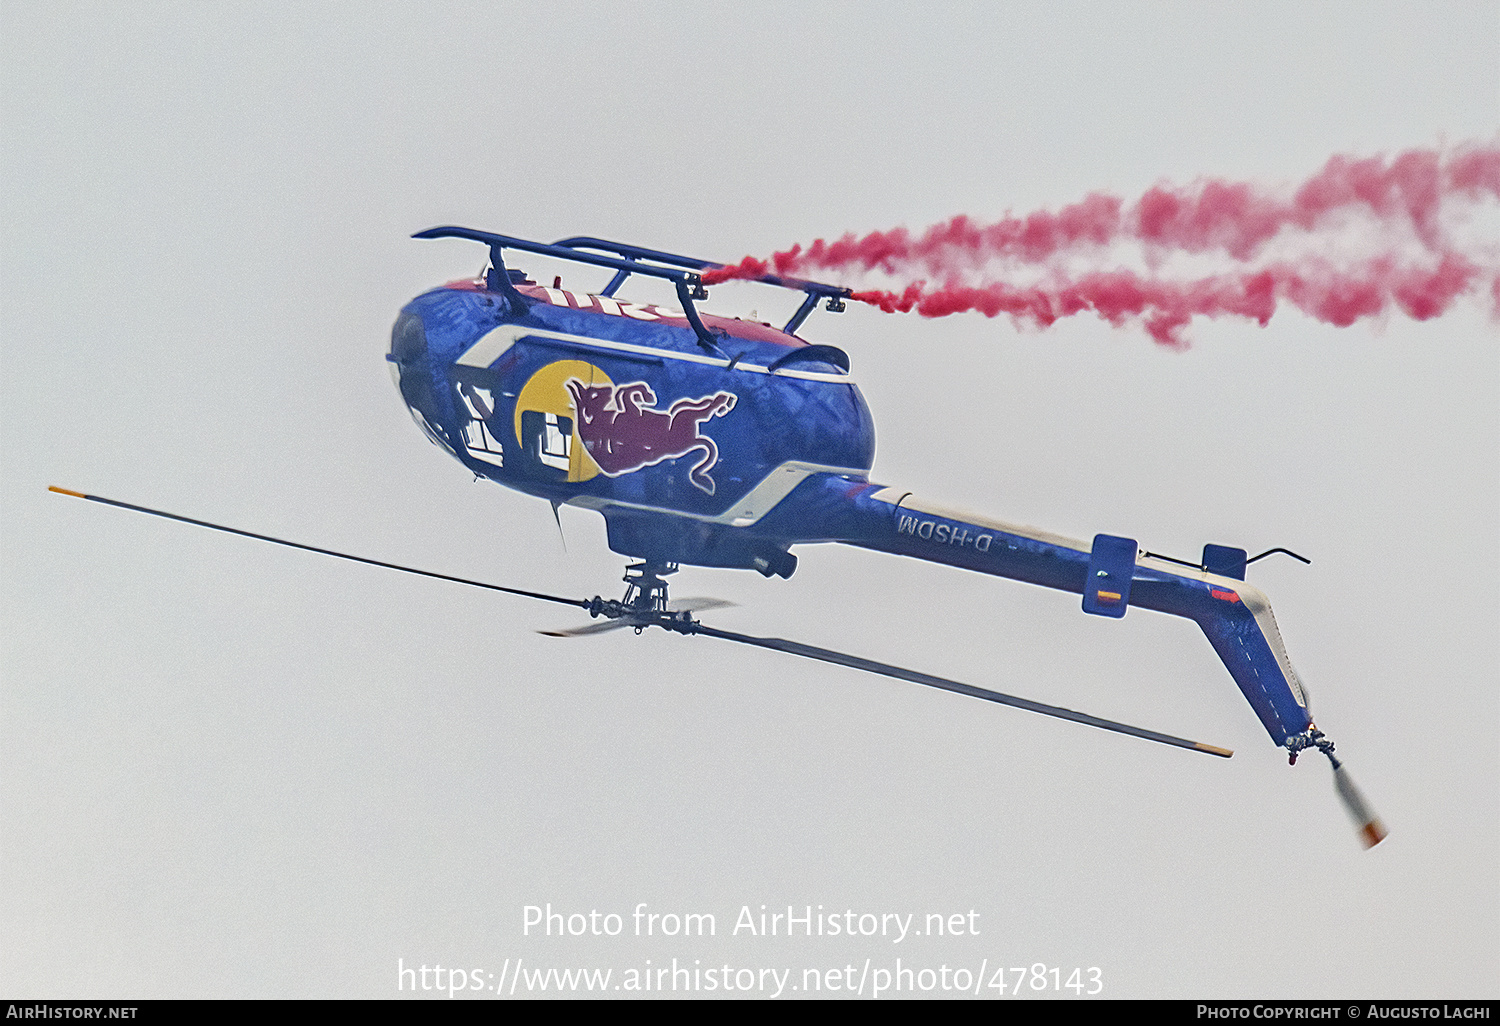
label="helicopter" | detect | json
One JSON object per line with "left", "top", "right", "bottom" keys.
{"left": 50, "top": 226, "right": 1387, "bottom": 848}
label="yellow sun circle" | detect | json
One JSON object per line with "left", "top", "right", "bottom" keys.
{"left": 513, "top": 359, "right": 611, "bottom": 482}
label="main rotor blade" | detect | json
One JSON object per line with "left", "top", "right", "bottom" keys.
{"left": 691, "top": 623, "right": 1233, "bottom": 758}
{"left": 48, "top": 487, "right": 589, "bottom": 611}
{"left": 667, "top": 597, "right": 736, "bottom": 613}
{"left": 538, "top": 619, "right": 633, "bottom": 638}
{"left": 49, "top": 485, "right": 1228, "bottom": 759}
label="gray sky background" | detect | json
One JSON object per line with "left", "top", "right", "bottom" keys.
{"left": 3, "top": 1, "right": 1496, "bottom": 999}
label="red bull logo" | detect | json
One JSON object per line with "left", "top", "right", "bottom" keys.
{"left": 565, "top": 378, "right": 737, "bottom": 494}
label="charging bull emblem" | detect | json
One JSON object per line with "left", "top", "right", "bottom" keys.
{"left": 565, "top": 379, "right": 737, "bottom": 494}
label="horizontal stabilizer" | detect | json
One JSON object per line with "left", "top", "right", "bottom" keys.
{"left": 1083, "top": 534, "right": 1137, "bottom": 617}
{"left": 1203, "top": 543, "right": 1248, "bottom": 580}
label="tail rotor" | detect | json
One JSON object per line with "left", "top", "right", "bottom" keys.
{"left": 1330, "top": 758, "right": 1389, "bottom": 849}
{"left": 1287, "top": 727, "right": 1388, "bottom": 848}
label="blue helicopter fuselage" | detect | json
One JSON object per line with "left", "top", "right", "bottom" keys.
{"left": 392, "top": 268, "right": 1316, "bottom": 751}
{"left": 391, "top": 277, "right": 874, "bottom": 578}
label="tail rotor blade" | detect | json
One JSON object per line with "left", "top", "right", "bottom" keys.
{"left": 1332, "top": 763, "right": 1388, "bottom": 849}
{"left": 689, "top": 622, "right": 1233, "bottom": 758}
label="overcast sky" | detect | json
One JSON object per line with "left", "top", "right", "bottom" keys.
{"left": 3, "top": 1, "right": 1496, "bottom": 1000}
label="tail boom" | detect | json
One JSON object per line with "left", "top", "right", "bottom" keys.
{"left": 770, "top": 476, "right": 1313, "bottom": 746}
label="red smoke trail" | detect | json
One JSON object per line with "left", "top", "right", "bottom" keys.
{"left": 705, "top": 142, "right": 1499, "bottom": 344}
{"left": 850, "top": 254, "right": 1481, "bottom": 348}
